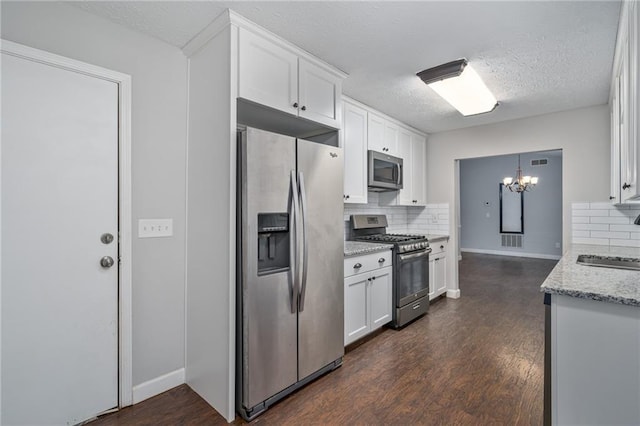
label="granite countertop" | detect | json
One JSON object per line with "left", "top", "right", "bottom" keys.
{"left": 541, "top": 244, "right": 640, "bottom": 306}
{"left": 344, "top": 241, "right": 393, "bottom": 257}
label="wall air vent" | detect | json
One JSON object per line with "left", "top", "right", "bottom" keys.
{"left": 530, "top": 158, "right": 548, "bottom": 166}
{"left": 501, "top": 234, "right": 523, "bottom": 248}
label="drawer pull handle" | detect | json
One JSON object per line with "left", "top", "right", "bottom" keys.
{"left": 412, "top": 303, "right": 421, "bottom": 310}
{"left": 440, "top": 245, "right": 444, "bottom": 249}
{"left": 354, "top": 263, "right": 362, "bottom": 269}
{"left": 378, "top": 258, "right": 385, "bottom": 263}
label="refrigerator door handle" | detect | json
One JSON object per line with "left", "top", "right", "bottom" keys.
{"left": 288, "top": 170, "right": 300, "bottom": 314}
{"left": 298, "top": 171, "right": 309, "bottom": 312}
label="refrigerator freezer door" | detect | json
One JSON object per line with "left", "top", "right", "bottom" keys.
{"left": 240, "top": 127, "right": 298, "bottom": 409}
{"left": 296, "top": 140, "right": 345, "bottom": 380}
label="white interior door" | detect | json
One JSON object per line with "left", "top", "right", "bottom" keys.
{"left": 2, "top": 52, "right": 119, "bottom": 425}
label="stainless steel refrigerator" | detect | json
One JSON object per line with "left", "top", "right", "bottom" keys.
{"left": 236, "top": 127, "right": 344, "bottom": 421}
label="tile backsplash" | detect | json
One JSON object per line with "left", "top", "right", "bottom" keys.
{"left": 572, "top": 202, "right": 640, "bottom": 247}
{"left": 343, "top": 192, "right": 449, "bottom": 240}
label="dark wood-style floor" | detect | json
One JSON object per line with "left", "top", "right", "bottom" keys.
{"left": 93, "top": 253, "right": 557, "bottom": 425}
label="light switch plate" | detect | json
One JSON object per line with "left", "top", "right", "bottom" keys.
{"left": 138, "top": 218, "right": 173, "bottom": 238}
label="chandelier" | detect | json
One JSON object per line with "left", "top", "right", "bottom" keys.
{"left": 503, "top": 154, "right": 538, "bottom": 192}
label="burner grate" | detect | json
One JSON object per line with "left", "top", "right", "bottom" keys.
{"left": 356, "top": 233, "right": 424, "bottom": 243}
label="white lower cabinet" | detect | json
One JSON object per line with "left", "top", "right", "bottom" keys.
{"left": 429, "top": 240, "right": 448, "bottom": 300}
{"left": 344, "top": 250, "right": 393, "bottom": 345}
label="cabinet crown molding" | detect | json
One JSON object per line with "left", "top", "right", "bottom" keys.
{"left": 183, "top": 9, "right": 348, "bottom": 80}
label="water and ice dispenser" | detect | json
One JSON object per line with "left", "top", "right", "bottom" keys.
{"left": 257, "top": 213, "right": 290, "bottom": 275}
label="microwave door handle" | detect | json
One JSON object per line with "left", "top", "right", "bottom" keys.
{"left": 396, "top": 163, "right": 402, "bottom": 186}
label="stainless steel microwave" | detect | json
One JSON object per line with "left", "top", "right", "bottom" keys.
{"left": 368, "top": 150, "right": 403, "bottom": 191}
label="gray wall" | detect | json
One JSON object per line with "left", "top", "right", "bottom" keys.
{"left": 1, "top": 2, "right": 188, "bottom": 386}
{"left": 460, "top": 152, "right": 563, "bottom": 257}
{"left": 427, "top": 105, "right": 609, "bottom": 292}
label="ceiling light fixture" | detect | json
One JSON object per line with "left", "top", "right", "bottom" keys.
{"left": 503, "top": 154, "right": 538, "bottom": 192}
{"left": 417, "top": 59, "right": 498, "bottom": 116}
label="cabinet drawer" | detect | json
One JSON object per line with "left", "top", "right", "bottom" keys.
{"left": 430, "top": 240, "right": 448, "bottom": 256}
{"left": 344, "top": 250, "right": 392, "bottom": 277}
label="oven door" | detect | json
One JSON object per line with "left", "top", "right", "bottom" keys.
{"left": 396, "top": 248, "right": 431, "bottom": 307}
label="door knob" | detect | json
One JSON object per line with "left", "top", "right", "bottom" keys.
{"left": 100, "top": 256, "right": 115, "bottom": 268}
{"left": 101, "top": 233, "right": 114, "bottom": 244}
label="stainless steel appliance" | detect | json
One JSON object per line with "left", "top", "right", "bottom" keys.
{"left": 351, "top": 214, "right": 431, "bottom": 328}
{"left": 236, "top": 127, "right": 344, "bottom": 421}
{"left": 368, "top": 150, "right": 403, "bottom": 191}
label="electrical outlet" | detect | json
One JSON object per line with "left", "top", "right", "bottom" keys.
{"left": 138, "top": 218, "right": 173, "bottom": 238}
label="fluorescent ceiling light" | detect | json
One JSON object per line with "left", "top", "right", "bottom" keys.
{"left": 417, "top": 59, "right": 498, "bottom": 116}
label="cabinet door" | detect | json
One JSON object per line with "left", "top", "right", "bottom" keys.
{"left": 298, "top": 58, "right": 341, "bottom": 129}
{"left": 428, "top": 258, "right": 436, "bottom": 300}
{"left": 367, "top": 112, "right": 386, "bottom": 153}
{"left": 620, "top": 37, "right": 637, "bottom": 202}
{"left": 370, "top": 267, "right": 393, "bottom": 330}
{"left": 238, "top": 28, "right": 298, "bottom": 117}
{"left": 397, "top": 128, "right": 413, "bottom": 205}
{"left": 611, "top": 76, "right": 621, "bottom": 203}
{"left": 411, "top": 133, "right": 427, "bottom": 206}
{"left": 630, "top": 0, "right": 640, "bottom": 201}
{"left": 343, "top": 101, "right": 368, "bottom": 204}
{"left": 434, "top": 254, "right": 447, "bottom": 296}
{"left": 383, "top": 121, "right": 399, "bottom": 156}
{"left": 344, "top": 274, "right": 370, "bottom": 345}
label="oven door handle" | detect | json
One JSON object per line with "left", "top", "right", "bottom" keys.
{"left": 398, "top": 247, "right": 432, "bottom": 262}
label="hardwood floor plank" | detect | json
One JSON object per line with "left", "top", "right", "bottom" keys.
{"left": 93, "top": 253, "right": 556, "bottom": 425}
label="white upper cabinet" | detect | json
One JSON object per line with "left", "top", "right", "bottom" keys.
{"left": 367, "top": 112, "right": 399, "bottom": 156}
{"left": 382, "top": 121, "right": 399, "bottom": 156}
{"left": 387, "top": 129, "right": 427, "bottom": 206}
{"left": 342, "top": 100, "right": 368, "bottom": 204}
{"left": 345, "top": 97, "right": 428, "bottom": 206}
{"left": 397, "top": 128, "right": 413, "bottom": 205}
{"left": 238, "top": 28, "right": 342, "bottom": 129}
{"left": 298, "top": 58, "right": 341, "bottom": 128}
{"left": 367, "top": 112, "right": 386, "bottom": 153}
{"left": 410, "top": 132, "right": 427, "bottom": 206}
{"left": 238, "top": 28, "right": 298, "bottom": 116}
{"left": 611, "top": 0, "right": 639, "bottom": 203}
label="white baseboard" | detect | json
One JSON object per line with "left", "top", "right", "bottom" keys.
{"left": 460, "top": 248, "right": 561, "bottom": 260}
{"left": 446, "top": 289, "right": 461, "bottom": 299}
{"left": 132, "top": 368, "right": 185, "bottom": 404}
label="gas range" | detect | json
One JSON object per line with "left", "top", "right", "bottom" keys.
{"left": 350, "top": 214, "right": 431, "bottom": 328}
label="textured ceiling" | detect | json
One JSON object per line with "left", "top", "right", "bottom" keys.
{"left": 71, "top": 1, "right": 621, "bottom": 134}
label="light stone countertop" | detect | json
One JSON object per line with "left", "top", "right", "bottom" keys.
{"left": 541, "top": 244, "right": 640, "bottom": 306}
{"left": 344, "top": 241, "right": 393, "bottom": 257}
